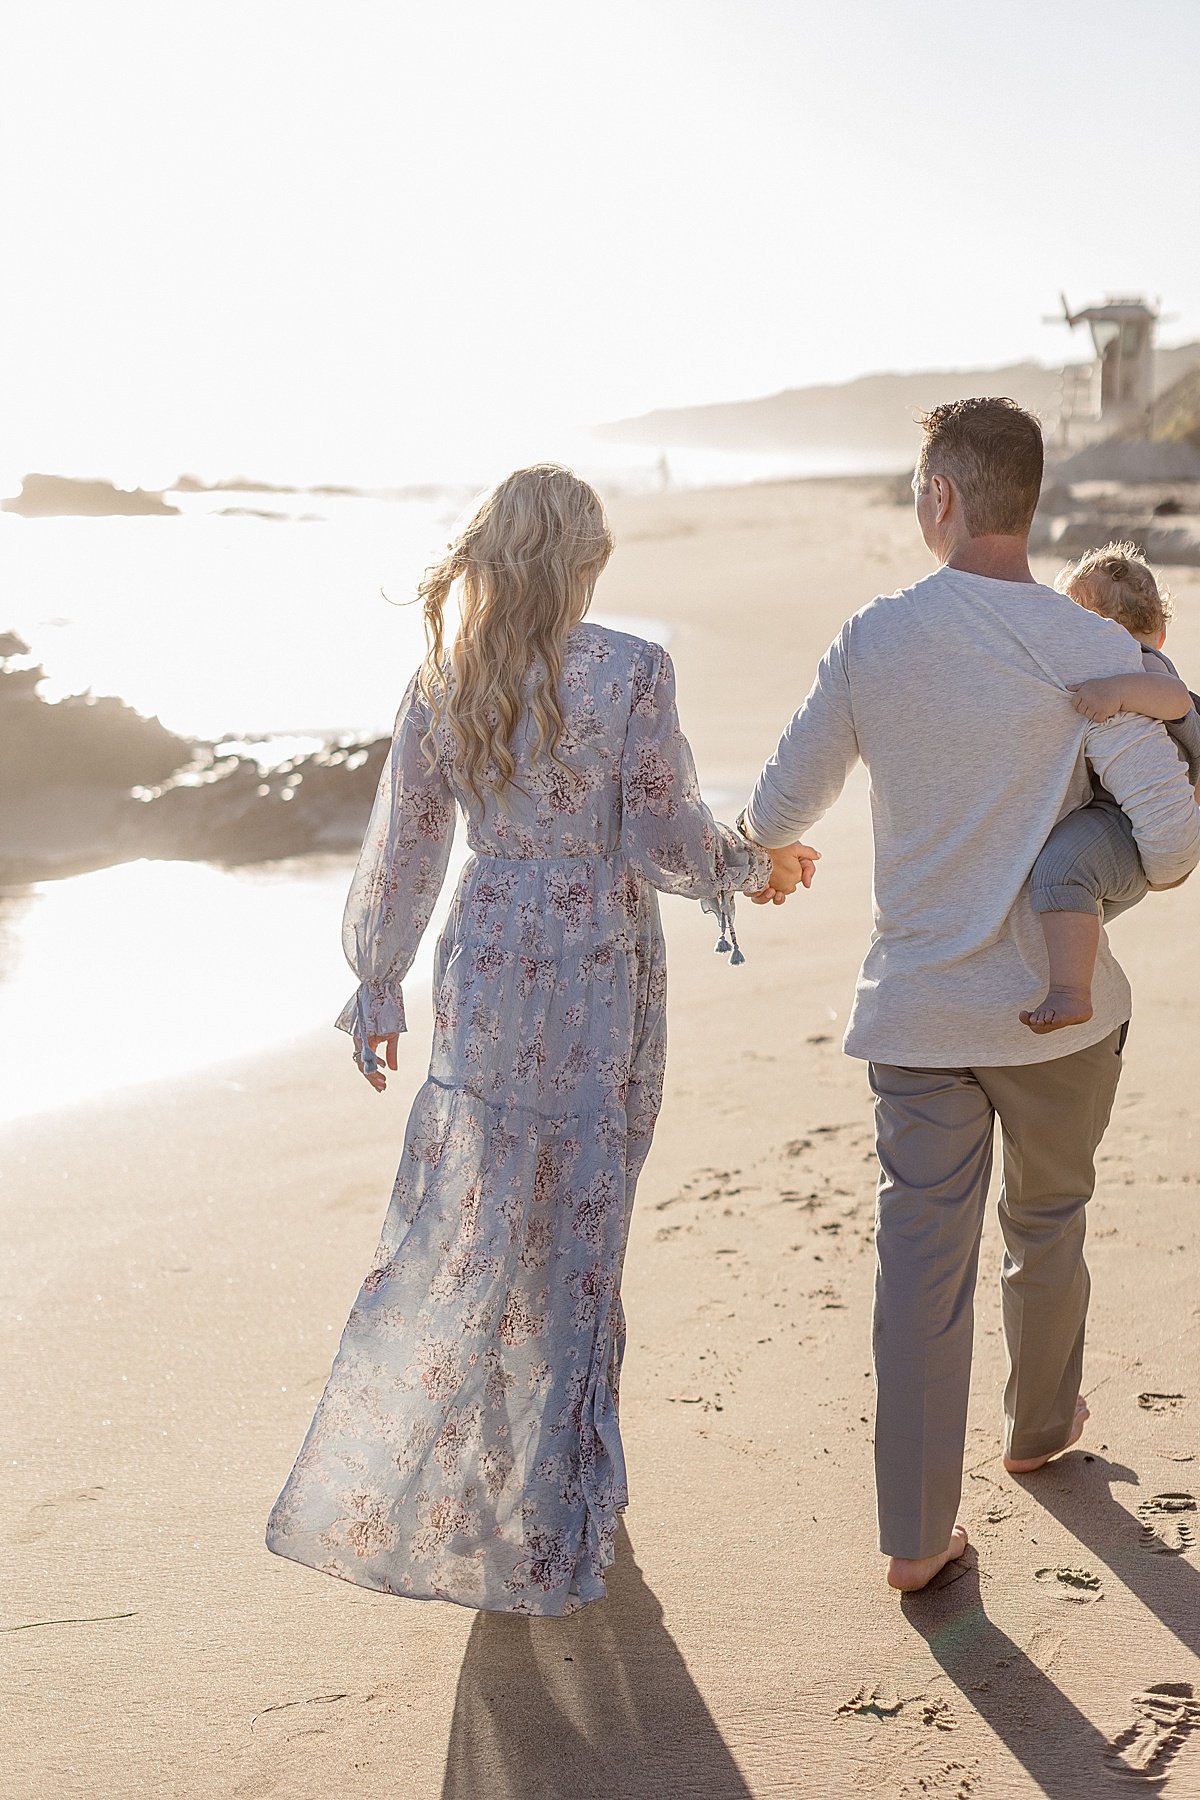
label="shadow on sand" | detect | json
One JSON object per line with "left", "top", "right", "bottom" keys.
{"left": 440, "top": 1521, "right": 752, "bottom": 1800}
{"left": 1025, "top": 1452, "right": 1200, "bottom": 1663}
{"left": 901, "top": 1551, "right": 1155, "bottom": 1799}
{"left": 898, "top": 1442, "right": 1200, "bottom": 1798}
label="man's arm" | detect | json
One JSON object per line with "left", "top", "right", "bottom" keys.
{"left": 1084, "top": 714, "right": 1200, "bottom": 888}
{"left": 743, "top": 624, "right": 861, "bottom": 847}
{"left": 1072, "top": 671, "right": 1193, "bottom": 724}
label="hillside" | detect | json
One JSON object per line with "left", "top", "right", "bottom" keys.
{"left": 598, "top": 342, "right": 1200, "bottom": 469}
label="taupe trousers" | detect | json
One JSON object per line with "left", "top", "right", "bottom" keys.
{"left": 869, "top": 1026, "right": 1126, "bottom": 1561}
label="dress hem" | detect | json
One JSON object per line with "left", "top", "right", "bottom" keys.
{"left": 264, "top": 1505, "right": 626, "bottom": 1618}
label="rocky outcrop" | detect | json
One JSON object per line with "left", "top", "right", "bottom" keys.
{"left": 131, "top": 738, "right": 388, "bottom": 865}
{"left": 0, "top": 637, "right": 387, "bottom": 884}
{"left": 1028, "top": 486, "right": 1200, "bottom": 568}
{"left": 2, "top": 474, "right": 180, "bottom": 516}
{"left": 1054, "top": 442, "right": 1200, "bottom": 483}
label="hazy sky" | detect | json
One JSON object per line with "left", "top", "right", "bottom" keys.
{"left": 3, "top": 0, "right": 1198, "bottom": 484}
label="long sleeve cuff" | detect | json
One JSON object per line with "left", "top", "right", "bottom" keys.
{"left": 698, "top": 834, "right": 773, "bottom": 966}
{"left": 335, "top": 979, "right": 408, "bottom": 1043}
{"left": 1141, "top": 835, "right": 1200, "bottom": 887}
{"left": 739, "top": 836, "right": 774, "bottom": 893}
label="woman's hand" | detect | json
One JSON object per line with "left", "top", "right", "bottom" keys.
{"left": 749, "top": 841, "right": 821, "bottom": 903}
{"left": 354, "top": 1033, "right": 399, "bottom": 1092}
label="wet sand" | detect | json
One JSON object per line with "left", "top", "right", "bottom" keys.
{"left": 4, "top": 477, "right": 1200, "bottom": 1798}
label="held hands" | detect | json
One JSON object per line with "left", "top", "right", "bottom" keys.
{"left": 1069, "top": 678, "right": 1126, "bottom": 724}
{"left": 750, "top": 841, "right": 821, "bottom": 905}
{"left": 354, "top": 1033, "right": 399, "bottom": 1092}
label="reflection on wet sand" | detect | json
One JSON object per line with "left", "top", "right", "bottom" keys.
{"left": 0, "top": 858, "right": 359, "bottom": 1121}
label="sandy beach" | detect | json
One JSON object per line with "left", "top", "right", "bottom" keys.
{"left": 5, "top": 476, "right": 1200, "bottom": 1799}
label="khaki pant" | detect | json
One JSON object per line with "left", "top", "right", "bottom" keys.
{"left": 869, "top": 1026, "right": 1126, "bottom": 1560}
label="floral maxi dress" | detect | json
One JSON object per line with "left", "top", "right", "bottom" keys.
{"left": 265, "top": 624, "right": 770, "bottom": 1614}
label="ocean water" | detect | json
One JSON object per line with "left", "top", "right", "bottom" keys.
{"left": 0, "top": 437, "right": 871, "bottom": 741}
{"left": 0, "top": 481, "right": 686, "bottom": 1122}
{"left": 0, "top": 852, "right": 471, "bottom": 1125}
{"left": 0, "top": 490, "right": 459, "bottom": 742}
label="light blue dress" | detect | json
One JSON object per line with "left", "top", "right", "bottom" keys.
{"left": 265, "top": 624, "right": 769, "bottom": 1614}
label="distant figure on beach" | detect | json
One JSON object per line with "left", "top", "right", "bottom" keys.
{"left": 741, "top": 398, "right": 1200, "bottom": 1592}
{"left": 265, "top": 464, "right": 807, "bottom": 1614}
{"left": 1021, "top": 542, "right": 1200, "bottom": 1033}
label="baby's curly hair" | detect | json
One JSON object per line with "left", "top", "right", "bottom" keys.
{"left": 1055, "top": 540, "right": 1174, "bottom": 638}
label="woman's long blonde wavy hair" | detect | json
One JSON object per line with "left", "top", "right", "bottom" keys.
{"left": 416, "top": 464, "right": 614, "bottom": 802}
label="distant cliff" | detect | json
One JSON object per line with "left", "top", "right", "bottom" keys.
{"left": 598, "top": 343, "right": 1200, "bottom": 469}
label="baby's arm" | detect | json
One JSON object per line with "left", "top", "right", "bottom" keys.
{"left": 1071, "top": 670, "right": 1193, "bottom": 724}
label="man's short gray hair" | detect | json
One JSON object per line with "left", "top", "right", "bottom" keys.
{"left": 915, "top": 397, "right": 1044, "bottom": 537}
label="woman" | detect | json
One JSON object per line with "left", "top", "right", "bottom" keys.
{"left": 266, "top": 465, "right": 795, "bottom": 1615}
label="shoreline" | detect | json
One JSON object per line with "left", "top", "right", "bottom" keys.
{"left": 6, "top": 463, "right": 1200, "bottom": 889}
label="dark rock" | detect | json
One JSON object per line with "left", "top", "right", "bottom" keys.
{"left": 2, "top": 474, "right": 179, "bottom": 517}
{"left": 133, "top": 738, "right": 387, "bottom": 864}
{"left": 0, "top": 634, "right": 389, "bottom": 883}
{"left": 0, "top": 667, "right": 190, "bottom": 791}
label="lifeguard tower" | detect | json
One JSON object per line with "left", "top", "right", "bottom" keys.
{"left": 1047, "top": 294, "right": 1158, "bottom": 445}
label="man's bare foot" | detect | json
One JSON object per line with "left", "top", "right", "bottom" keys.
{"left": 886, "top": 1524, "right": 969, "bottom": 1592}
{"left": 1020, "top": 987, "right": 1094, "bottom": 1034}
{"left": 1004, "top": 1396, "right": 1090, "bottom": 1473}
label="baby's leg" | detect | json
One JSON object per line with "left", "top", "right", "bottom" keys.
{"left": 1021, "top": 801, "right": 1148, "bottom": 1034}
{"left": 1027, "top": 911, "right": 1101, "bottom": 1031}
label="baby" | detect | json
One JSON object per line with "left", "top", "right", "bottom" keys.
{"left": 1022, "top": 541, "right": 1200, "bottom": 1034}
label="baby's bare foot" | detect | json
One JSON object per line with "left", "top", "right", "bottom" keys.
{"left": 886, "top": 1524, "right": 969, "bottom": 1592}
{"left": 1004, "top": 1396, "right": 1089, "bottom": 1473}
{"left": 1019, "top": 987, "right": 1094, "bottom": 1035}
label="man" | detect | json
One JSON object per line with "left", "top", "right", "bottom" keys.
{"left": 742, "top": 398, "right": 1200, "bottom": 1591}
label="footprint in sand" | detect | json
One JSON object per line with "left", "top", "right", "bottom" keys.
{"left": 1107, "top": 1682, "right": 1200, "bottom": 1778}
{"left": 1137, "top": 1492, "right": 1197, "bottom": 1555}
{"left": 808, "top": 1284, "right": 846, "bottom": 1310}
{"left": 655, "top": 1168, "right": 744, "bottom": 1212}
{"left": 781, "top": 1124, "right": 866, "bottom": 1156}
{"left": 906, "top": 1764, "right": 980, "bottom": 1799}
{"left": 1137, "top": 1391, "right": 1187, "bottom": 1414}
{"left": 838, "top": 1686, "right": 961, "bottom": 1735}
{"left": 837, "top": 1680, "right": 903, "bottom": 1719}
{"left": 1034, "top": 1565, "right": 1103, "bottom": 1602}
{"left": 14, "top": 1486, "right": 105, "bottom": 1546}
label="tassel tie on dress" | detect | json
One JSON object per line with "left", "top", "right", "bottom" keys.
{"left": 713, "top": 892, "right": 745, "bottom": 966}
{"left": 355, "top": 992, "right": 381, "bottom": 1075}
